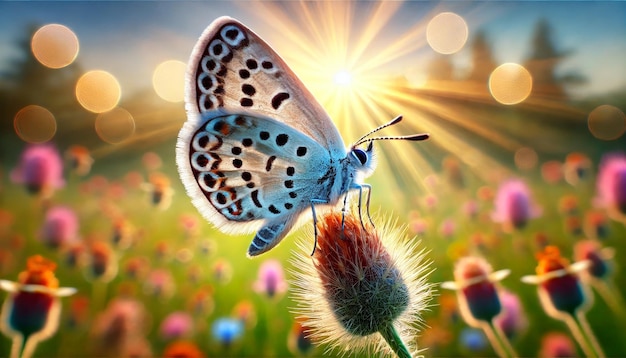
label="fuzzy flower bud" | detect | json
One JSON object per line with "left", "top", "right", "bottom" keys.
{"left": 290, "top": 211, "right": 432, "bottom": 357}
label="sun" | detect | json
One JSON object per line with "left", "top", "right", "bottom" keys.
{"left": 333, "top": 69, "right": 353, "bottom": 87}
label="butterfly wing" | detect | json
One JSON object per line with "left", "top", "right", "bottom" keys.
{"left": 184, "top": 16, "right": 345, "bottom": 155}
{"left": 177, "top": 110, "right": 335, "bottom": 254}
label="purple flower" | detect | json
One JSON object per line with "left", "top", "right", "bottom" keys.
{"left": 494, "top": 290, "right": 527, "bottom": 339}
{"left": 159, "top": 311, "right": 194, "bottom": 340}
{"left": 442, "top": 256, "right": 510, "bottom": 327}
{"left": 39, "top": 206, "right": 79, "bottom": 249}
{"left": 595, "top": 153, "right": 626, "bottom": 221}
{"left": 11, "top": 145, "right": 64, "bottom": 198}
{"left": 492, "top": 179, "right": 539, "bottom": 232}
{"left": 252, "top": 259, "right": 287, "bottom": 299}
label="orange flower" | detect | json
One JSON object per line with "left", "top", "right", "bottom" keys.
{"left": 522, "top": 246, "right": 591, "bottom": 317}
{"left": 0, "top": 255, "right": 76, "bottom": 358}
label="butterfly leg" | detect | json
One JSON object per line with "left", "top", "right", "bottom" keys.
{"left": 348, "top": 182, "right": 373, "bottom": 230}
{"left": 310, "top": 198, "right": 328, "bottom": 256}
{"left": 362, "top": 183, "right": 375, "bottom": 228}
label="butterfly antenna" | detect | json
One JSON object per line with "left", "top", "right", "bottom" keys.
{"left": 357, "top": 133, "right": 430, "bottom": 146}
{"left": 354, "top": 115, "right": 403, "bottom": 146}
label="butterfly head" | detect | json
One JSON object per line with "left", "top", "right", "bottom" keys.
{"left": 348, "top": 141, "right": 377, "bottom": 178}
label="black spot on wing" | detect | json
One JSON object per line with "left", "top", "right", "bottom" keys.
{"left": 265, "top": 155, "right": 276, "bottom": 172}
{"left": 276, "top": 134, "right": 288, "bottom": 146}
{"left": 271, "top": 92, "right": 290, "bottom": 110}
{"left": 251, "top": 190, "right": 262, "bottom": 208}
{"left": 242, "top": 84, "right": 256, "bottom": 96}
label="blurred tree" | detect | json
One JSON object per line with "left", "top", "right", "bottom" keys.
{"left": 523, "top": 19, "right": 586, "bottom": 102}
{"left": 466, "top": 30, "right": 497, "bottom": 88}
{"left": 1, "top": 24, "right": 85, "bottom": 120}
{"left": 425, "top": 54, "right": 454, "bottom": 90}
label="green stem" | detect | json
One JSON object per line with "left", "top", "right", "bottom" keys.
{"left": 487, "top": 321, "right": 518, "bottom": 358}
{"left": 564, "top": 314, "right": 597, "bottom": 357}
{"left": 379, "top": 324, "right": 412, "bottom": 358}
{"left": 575, "top": 312, "right": 605, "bottom": 358}
{"left": 482, "top": 322, "right": 508, "bottom": 358}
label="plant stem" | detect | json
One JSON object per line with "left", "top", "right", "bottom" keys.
{"left": 575, "top": 312, "right": 605, "bottom": 358}
{"left": 482, "top": 322, "right": 508, "bottom": 358}
{"left": 379, "top": 324, "right": 412, "bottom": 358}
{"left": 564, "top": 314, "right": 597, "bottom": 357}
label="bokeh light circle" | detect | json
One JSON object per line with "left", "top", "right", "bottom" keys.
{"left": 152, "top": 60, "right": 186, "bottom": 102}
{"left": 587, "top": 105, "right": 626, "bottom": 140}
{"left": 95, "top": 107, "right": 135, "bottom": 144}
{"left": 426, "top": 12, "right": 468, "bottom": 55}
{"left": 489, "top": 63, "right": 533, "bottom": 105}
{"left": 76, "top": 70, "right": 121, "bottom": 113}
{"left": 514, "top": 147, "right": 538, "bottom": 170}
{"left": 31, "top": 24, "right": 79, "bottom": 69}
{"left": 13, "top": 105, "right": 57, "bottom": 143}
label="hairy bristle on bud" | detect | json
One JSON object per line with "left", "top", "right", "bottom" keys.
{"left": 289, "top": 210, "right": 433, "bottom": 357}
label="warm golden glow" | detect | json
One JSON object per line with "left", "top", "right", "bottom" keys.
{"left": 333, "top": 70, "right": 353, "bottom": 87}
{"left": 13, "top": 105, "right": 57, "bottom": 143}
{"left": 95, "top": 107, "right": 135, "bottom": 144}
{"left": 489, "top": 63, "right": 533, "bottom": 105}
{"left": 587, "top": 104, "right": 626, "bottom": 141}
{"left": 426, "top": 12, "right": 468, "bottom": 55}
{"left": 238, "top": 2, "right": 512, "bottom": 203}
{"left": 31, "top": 24, "right": 79, "bottom": 69}
{"left": 76, "top": 70, "right": 121, "bottom": 113}
{"left": 152, "top": 60, "right": 186, "bottom": 102}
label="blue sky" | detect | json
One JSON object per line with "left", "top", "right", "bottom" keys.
{"left": 0, "top": 1, "right": 624, "bottom": 99}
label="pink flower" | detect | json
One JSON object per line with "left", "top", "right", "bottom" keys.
{"left": 492, "top": 179, "right": 540, "bottom": 232}
{"left": 159, "top": 311, "right": 194, "bottom": 340}
{"left": 538, "top": 332, "right": 577, "bottom": 358}
{"left": 91, "top": 298, "right": 148, "bottom": 356}
{"left": 39, "top": 206, "right": 79, "bottom": 249}
{"left": 252, "top": 259, "right": 287, "bottom": 299}
{"left": 11, "top": 145, "right": 64, "bottom": 198}
{"left": 573, "top": 240, "right": 613, "bottom": 280}
{"left": 595, "top": 152, "right": 626, "bottom": 222}
{"left": 144, "top": 269, "right": 175, "bottom": 299}
{"left": 494, "top": 290, "right": 527, "bottom": 340}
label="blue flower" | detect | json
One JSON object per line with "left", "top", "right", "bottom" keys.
{"left": 211, "top": 317, "right": 243, "bottom": 347}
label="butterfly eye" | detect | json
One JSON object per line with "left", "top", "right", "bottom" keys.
{"left": 352, "top": 148, "right": 368, "bottom": 166}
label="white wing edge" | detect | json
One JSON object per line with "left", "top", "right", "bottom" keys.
{"left": 175, "top": 111, "right": 265, "bottom": 236}
{"left": 179, "top": 16, "right": 266, "bottom": 236}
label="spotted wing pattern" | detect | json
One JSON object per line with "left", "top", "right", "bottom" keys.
{"left": 178, "top": 111, "right": 334, "bottom": 255}
{"left": 185, "top": 16, "right": 345, "bottom": 155}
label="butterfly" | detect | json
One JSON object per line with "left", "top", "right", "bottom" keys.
{"left": 176, "top": 16, "right": 429, "bottom": 257}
